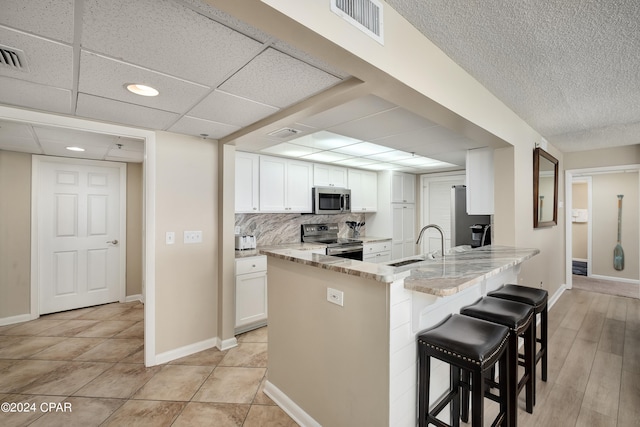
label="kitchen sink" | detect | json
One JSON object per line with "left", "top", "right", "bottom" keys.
{"left": 387, "top": 258, "right": 424, "bottom": 267}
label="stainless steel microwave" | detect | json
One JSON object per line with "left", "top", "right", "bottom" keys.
{"left": 312, "top": 187, "right": 351, "bottom": 215}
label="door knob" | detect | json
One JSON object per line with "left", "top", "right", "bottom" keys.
{"left": 107, "top": 240, "right": 119, "bottom": 245}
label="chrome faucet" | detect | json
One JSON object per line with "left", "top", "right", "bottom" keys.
{"left": 416, "top": 224, "right": 445, "bottom": 257}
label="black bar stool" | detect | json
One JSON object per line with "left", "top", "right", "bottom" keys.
{"left": 488, "top": 284, "right": 549, "bottom": 402}
{"left": 460, "top": 297, "right": 535, "bottom": 427}
{"left": 417, "top": 314, "right": 510, "bottom": 427}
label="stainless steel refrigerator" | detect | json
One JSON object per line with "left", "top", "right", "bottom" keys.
{"left": 450, "top": 185, "right": 492, "bottom": 247}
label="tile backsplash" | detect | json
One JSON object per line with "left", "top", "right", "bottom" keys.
{"left": 235, "top": 213, "right": 367, "bottom": 246}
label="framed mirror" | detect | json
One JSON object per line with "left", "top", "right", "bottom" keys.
{"left": 533, "top": 147, "right": 559, "bottom": 228}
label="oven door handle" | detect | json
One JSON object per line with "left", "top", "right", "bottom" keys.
{"left": 327, "top": 245, "right": 363, "bottom": 255}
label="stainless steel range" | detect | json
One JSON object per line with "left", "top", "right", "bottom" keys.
{"left": 301, "top": 223, "right": 363, "bottom": 260}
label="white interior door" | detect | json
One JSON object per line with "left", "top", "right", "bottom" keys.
{"left": 36, "top": 157, "right": 126, "bottom": 314}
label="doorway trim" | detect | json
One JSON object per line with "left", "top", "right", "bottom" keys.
{"left": 570, "top": 176, "right": 592, "bottom": 277}
{"left": 565, "top": 164, "right": 640, "bottom": 292}
{"left": 32, "top": 155, "right": 127, "bottom": 312}
{"left": 0, "top": 105, "right": 157, "bottom": 366}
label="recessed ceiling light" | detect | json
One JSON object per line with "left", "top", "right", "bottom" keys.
{"left": 126, "top": 84, "right": 159, "bottom": 97}
{"left": 66, "top": 146, "right": 85, "bottom": 152}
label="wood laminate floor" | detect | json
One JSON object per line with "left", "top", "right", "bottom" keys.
{"left": 0, "top": 288, "right": 638, "bottom": 426}
{"left": 481, "top": 288, "right": 639, "bottom": 427}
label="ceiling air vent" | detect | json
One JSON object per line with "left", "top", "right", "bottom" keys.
{"left": 0, "top": 45, "right": 28, "bottom": 72}
{"left": 331, "top": 0, "right": 384, "bottom": 45}
{"left": 268, "top": 128, "right": 303, "bottom": 139}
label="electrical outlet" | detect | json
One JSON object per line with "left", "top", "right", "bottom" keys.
{"left": 327, "top": 288, "right": 344, "bottom": 306}
{"left": 184, "top": 230, "right": 203, "bottom": 244}
{"left": 166, "top": 231, "right": 175, "bottom": 245}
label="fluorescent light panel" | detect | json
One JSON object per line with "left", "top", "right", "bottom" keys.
{"left": 260, "top": 131, "right": 458, "bottom": 173}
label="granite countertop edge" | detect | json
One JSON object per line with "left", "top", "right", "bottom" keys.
{"left": 260, "top": 244, "right": 540, "bottom": 295}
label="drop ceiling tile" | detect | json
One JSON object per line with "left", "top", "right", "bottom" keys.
{"left": 168, "top": 116, "right": 240, "bottom": 140}
{"left": 402, "top": 137, "right": 480, "bottom": 156}
{"left": 188, "top": 90, "right": 278, "bottom": 127}
{"left": 0, "top": 76, "right": 72, "bottom": 114}
{"left": 180, "top": 0, "right": 272, "bottom": 43}
{"left": 82, "top": 0, "right": 263, "bottom": 86}
{"left": 0, "top": 0, "right": 75, "bottom": 43}
{"left": 273, "top": 40, "right": 350, "bottom": 79}
{"left": 76, "top": 94, "right": 179, "bottom": 130}
{"left": 329, "top": 108, "right": 436, "bottom": 141}
{"left": 297, "top": 95, "right": 397, "bottom": 129}
{"left": 78, "top": 52, "right": 211, "bottom": 114}
{"left": 33, "top": 125, "right": 119, "bottom": 148}
{"left": 0, "top": 120, "right": 42, "bottom": 154}
{"left": 219, "top": 48, "right": 342, "bottom": 108}
{"left": 42, "top": 144, "right": 109, "bottom": 160}
{"left": 0, "top": 27, "right": 73, "bottom": 88}
{"left": 429, "top": 151, "right": 467, "bottom": 168}
{"left": 105, "top": 148, "right": 144, "bottom": 163}
{"left": 114, "top": 137, "right": 145, "bottom": 153}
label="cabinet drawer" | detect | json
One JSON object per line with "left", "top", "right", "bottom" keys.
{"left": 235, "top": 256, "right": 267, "bottom": 275}
{"left": 364, "top": 240, "right": 392, "bottom": 254}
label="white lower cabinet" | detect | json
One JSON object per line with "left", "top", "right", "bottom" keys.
{"left": 235, "top": 256, "right": 267, "bottom": 334}
{"left": 363, "top": 240, "right": 392, "bottom": 263}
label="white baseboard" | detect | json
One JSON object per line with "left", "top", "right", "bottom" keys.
{"left": 124, "top": 294, "right": 144, "bottom": 303}
{"left": 589, "top": 274, "right": 639, "bottom": 285}
{"left": 263, "top": 381, "right": 321, "bottom": 427}
{"left": 154, "top": 337, "right": 219, "bottom": 365}
{"left": 548, "top": 284, "right": 567, "bottom": 310}
{"left": 217, "top": 336, "right": 238, "bottom": 351}
{"left": 0, "top": 312, "right": 38, "bottom": 327}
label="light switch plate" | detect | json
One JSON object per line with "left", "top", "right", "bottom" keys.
{"left": 184, "top": 230, "right": 203, "bottom": 244}
{"left": 166, "top": 231, "right": 175, "bottom": 245}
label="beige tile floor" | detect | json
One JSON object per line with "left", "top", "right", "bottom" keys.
{"left": 0, "top": 302, "right": 297, "bottom": 426}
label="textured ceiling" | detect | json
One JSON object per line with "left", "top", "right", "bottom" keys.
{"left": 386, "top": 0, "right": 640, "bottom": 152}
{"left": 1, "top": 0, "right": 635, "bottom": 166}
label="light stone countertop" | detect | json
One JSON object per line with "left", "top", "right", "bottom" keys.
{"left": 357, "top": 236, "right": 392, "bottom": 243}
{"left": 235, "top": 242, "right": 327, "bottom": 259}
{"left": 260, "top": 244, "right": 539, "bottom": 297}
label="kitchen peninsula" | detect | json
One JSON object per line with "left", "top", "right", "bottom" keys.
{"left": 260, "top": 245, "right": 539, "bottom": 427}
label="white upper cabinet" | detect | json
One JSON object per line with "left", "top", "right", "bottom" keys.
{"left": 466, "top": 148, "right": 494, "bottom": 214}
{"left": 313, "top": 164, "right": 348, "bottom": 188}
{"left": 348, "top": 169, "right": 377, "bottom": 212}
{"left": 391, "top": 171, "right": 416, "bottom": 203}
{"left": 235, "top": 152, "right": 260, "bottom": 213}
{"left": 259, "top": 155, "right": 312, "bottom": 213}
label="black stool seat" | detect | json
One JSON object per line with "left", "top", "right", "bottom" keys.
{"left": 488, "top": 285, "right": 549, "bottom": 400}
{"left": 460, "top": 297, "right": 536, "bottom": 426}
{"left": 488, "top": 284, "right": 548, "bottom": 311}
{"left": 418, "top": 314, "right": 510, "bottom": 427}
{"left": 460, "top": 297, "right": 534, "bottom": 334}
